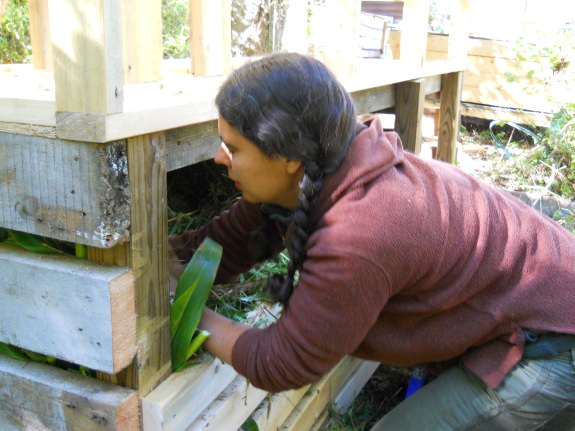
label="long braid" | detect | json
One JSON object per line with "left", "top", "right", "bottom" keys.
{"left": 267, "top": 159, "right": 324, "bottom": 305}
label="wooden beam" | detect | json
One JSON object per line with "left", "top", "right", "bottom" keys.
{"left": 0, "top": 133, "right": 130, "bottom": 247}
{"left": 49, "top": 0, "right": 124, "bottom": 114}
{"left": 27, "top": 0, "right": 53, "bottom": 71}
{"left": 0, "top": 355, "right": 139, "bottom": 430}
{"left": 189, "top": 0, "right": 231, "bottom": 77}
{"left": 165, "top": 120, "right": 221, "bottom": 171}
{"left": 446, "top": 0, "right": 470, "bottom": 61}
{"left": 401, "top": 0, "right": 431, "bottom": 66}
{"left": 122, "top": 0, "right": 162, "bottom": 84}
{"left": 436, "top": 71, "right": 464, "bottom": 163}
{"left": 321, "top": 0, "right": 362, "bottom": 76}
{"left": 0, "top": 243, "right": 136, "bottom": 373}
{"left": 395, "top": 78, "right": 426, "bottom": 154}
{"left": 89, "top": 132, "right": 171, "bottom": 398}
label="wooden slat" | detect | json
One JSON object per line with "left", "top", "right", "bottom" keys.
{"left": 0, "top": 133, "right": 130, "bottom": 247}
{"left": 89, "top": 132, "right": 170, "bottom": 397}
{"left": 437, "top": 71, "right": 463, "bottom": 163}
{"left": 321, "top": 0, "right": 362, "bottom": 76}
{"left": 49, "top": 0, "right": 124, "bottom": 114}
{"left": 279, "top": 356, "right": 365, "bottom": 431}
{"left": 27, "top": 0, "right": 53, "bottom": 71}
{"left": 400, "top": 0, "right": 430, "bottom": 66}
{"left": 165, "top": 120, "right": 221, "bottom": 171}
{"left": 445, "top": 0, "right": 470, "bottom": 61}
{"left": 141, "top": 303, "right": 282, "bottom": 430}
{"left": 395, "top": 78, "right": 425, "bottom": 154}
{"left": 0, "top": 355, "right": 139, "bottom": 431}
{"left": 189, "top": 0, "right": 232, "bottom": 77}
{"left": 0, "top": 243, "right": 136, "bottom": 373}
{"left": 122, "top": 0, "right": 162, "bottom": 84}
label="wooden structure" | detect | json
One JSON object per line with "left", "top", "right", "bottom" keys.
{"left": 0, "top": 0, "right": 470, "bottom": 429}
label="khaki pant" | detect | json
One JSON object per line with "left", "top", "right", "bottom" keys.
{"left": 371, "top": 348, "right": 575, "bottom": 431}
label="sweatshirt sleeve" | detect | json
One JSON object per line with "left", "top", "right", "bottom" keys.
{"left": 169, "top": 198, "right": 265, "bottom": 284}
{"left": 231, "top": 229, "right": 393, "bottom": 392}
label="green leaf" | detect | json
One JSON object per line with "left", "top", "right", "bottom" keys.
{"left": 241, "top": 418, "right": 259, "bottom": 431}
{"left": 171, "top": 238, "right": 222, "bottom": 372}
{"left": 186, "top": 330, "right": 211, "bottom": 361}
{"left": 0, "top": 342, "right": 28, "bottom": 361}
{"left": 7, "top": 230, "right": 63, "bottom": 254}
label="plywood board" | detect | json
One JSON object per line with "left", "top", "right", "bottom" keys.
{"left": 0, "top": 243, "right": 136, "bottom": 373}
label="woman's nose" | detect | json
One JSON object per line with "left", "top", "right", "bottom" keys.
{"left": 214, "top": 143, "right": 231, "bottom": 167}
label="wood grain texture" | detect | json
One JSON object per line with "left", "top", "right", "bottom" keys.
{"left": 0, "top": 355, "right": 139, "bottom": 431}
{"left": 91, "top": 132, "right": 171, "bottom": 398}
{"left": 0, "top": 243, "right": 136, "bottom": 373}
{"left": 0, "top": 133, "right": 130, "bottom": 247}
{"left": 395, "top": 79, "right": 425, "bottom": 154}
{"left": 437, "top": 71, "right": 464, "bottom": 163}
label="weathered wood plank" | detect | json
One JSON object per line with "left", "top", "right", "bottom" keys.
{"left": 0, "top": 133, "right": 130, "bottom": 248}
{"left": 401, "top": 0, "right": 431, "bottom": 66}
{"left": 395, "top": 79, "right": 426, "bottom": 154}
{"left": 90, "top": 132, "right": 171, "bottom": 398}
{"left": 437, "top": 71, "right": 464, "bottom": 163}
{"left": 165, "top": 120, "right": 221, "bottom": 171}
{"left": 0, "top": 243, "right": 136, "bottom": 373}
{"left": 0, "top": 355, "right": 139, "bottom": 431}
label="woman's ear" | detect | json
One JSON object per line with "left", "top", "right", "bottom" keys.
{"left": 285, "top": 159, "right": 303, "bottom": 175}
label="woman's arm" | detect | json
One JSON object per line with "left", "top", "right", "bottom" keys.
{"left": 198, "top": 307, "right": 252, "bottom": 365}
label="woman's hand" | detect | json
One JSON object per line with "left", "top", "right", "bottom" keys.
{"left": 198, "top": 307, "right": 251, "bottom": 365}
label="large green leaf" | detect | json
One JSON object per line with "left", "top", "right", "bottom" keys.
{"left": 171, "top": 237, "right": 222, "bottom": 372}
{"left": 6, "top": 230, "right": 63, "bottom": 254}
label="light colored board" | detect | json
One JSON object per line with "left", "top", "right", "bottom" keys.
{"left": 142, "top": 303, "right": 282, "bottom": 430}
{"left": 142, "top": 354, "right": 238, "bottom": 431}
{"left": 279, "top": 356, "right": 364, "bottom": 431}
{"left": 165, "top": 120, "right": 220, "bottom": 171}
{"left": 0, "top": 122, "right": 56, "bottom": 139}
{"left": 49, "top": 0, "right": 123, "bottom": 114}
{"left": 0, "top": 355, "right": 139, "bottom": 431}
{"left": 321, "top": 0, "right": 362, "bottom": 76}
{"left": 189, "top": 0, "right": 232, "bottom": 77}
{"left": 122, "top": 0, "right": 162, "bottom": 84}
{"left": 27, "top": 0, "right": 53, "bottom": 71}
{"left": 332, "top": 360, "right": 380, "bottom": 411}
{"left": 186, "top": 373, "right": 269, "bottom": 431}
{"left": 0, "top": 133, "right": 130, "bottom": 248}
{"left": 2, "top": 61, "right": 465, "bottom": 142}
{"left": 250, "top": 386, "right": 311, "bottom": 431}
{"left": 458, "top": 102, "right": 552, "bottom": 127}
{"left": 437, "top": 71, "right": 464, "bottom": 163}
{"left": 0, "top": 243, "right": 136, "bottom": 373}
{"left": 401, "top": 0, "right": 431, "bottom": 66}
{"left": 445, "top": 0, "right": 470, "bottom": 61}
{"left": 395, "top": 79, "right": 425, "bottom": 154}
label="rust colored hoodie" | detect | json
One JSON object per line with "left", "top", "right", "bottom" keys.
{"left": 170, "top": 116, "right": 575, "bottom": 393}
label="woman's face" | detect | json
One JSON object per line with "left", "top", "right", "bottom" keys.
{"left": 215, "top": 116, "right": 303, "bottom": 209}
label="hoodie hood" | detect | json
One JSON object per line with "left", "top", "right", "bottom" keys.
{"left": 321, "top": 115, "right": 405, "bottom": 206}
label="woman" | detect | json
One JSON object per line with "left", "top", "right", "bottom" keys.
{"left": 169, "top": 52, "right": 575, "bottom": 430}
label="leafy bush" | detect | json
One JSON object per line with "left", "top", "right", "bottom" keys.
{"left": 0, "top": 0, "right": 31, "bottom": 64}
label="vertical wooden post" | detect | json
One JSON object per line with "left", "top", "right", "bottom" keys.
{"left": 89, "top": 132, "right": 171, "bottom": 397}
{"left": 189, "top": 0, "right": 231, "bottom": 77}
{"left": 322, "top": 0, "right": 361, "bottom": 76}
{"left": 446, "top": 0, "right": 470, "bottom": 61}
{"left": 122, "top": 0, "right": 163, "bottom": 84}
{"left": 281, "top": 0, "right": 308, "bottom": 53}
{"left": 436, "top": 71, "right": 463, "bottom": 163}
{"left": 395, "top": 79, "right": 425, "bottom": 155}
{"left": 400, "top": 0, "right": 431, "bottom": 66}
{"left": 49, "top": 0, "right": 124, "bottom": 114}
{"left": 28, "top": 0, "right": 53, "bottom": 71}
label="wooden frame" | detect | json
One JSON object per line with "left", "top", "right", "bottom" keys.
{"left": 0, "top": 0, "right": 471, "bottom": 429}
